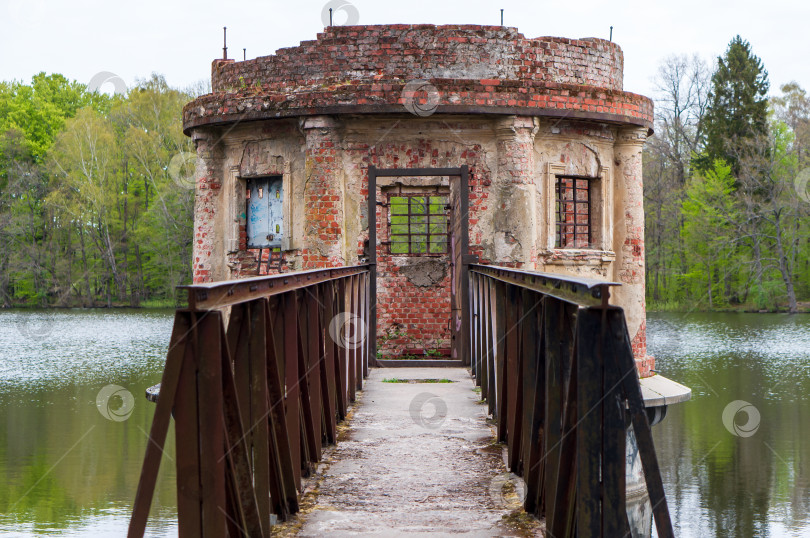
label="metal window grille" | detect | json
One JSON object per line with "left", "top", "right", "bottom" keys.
{"left": 388, "top": 194, "right": 449, "bottom": 255}
{"left": 555, "top": 176, "right": 592, "bottom": 248}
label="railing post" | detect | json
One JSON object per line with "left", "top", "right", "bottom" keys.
{"left": 471, "top": 271, "right": 480, "bottom": 382}
{"left": 174, "top": 313, "right": 203, "bottom": 537}
{"left": 335, "top": 278, "right": 349, "bottom": 419}
{"left": 544, "top": 298, "right": 577, "bottom": 536}
{"left": 575, "top": 308, "right": 604, "bottom": 536}
{"left": 128, "top": 312, "right": 191, "bottom": 538}
{"left": 266, "top": 296, "right": 299, "bottom": 517}
{"left": 321, "top": 282, "right": 339, "bottom": 444}
{"left": 196, "top": 312, "right": 227, "bottom": 536}
{"left": 520, "top": 291, "right": 544, "bottom": 515}
{"left": 304, "top": 288, "right": 323, "bottom": 461}
{"left": 283, "top": 291, "right": 302, "bottom": 489}
{"left": 486, "top": 277, "right": 497, "bottom": 416}
{"left": 505, "top": 284, "right": 522, "bottom": 472}
{"left": 348, "top": 274, "right": 359, "bottom": 400}
{"left": 493, "top": 279, "right": 507, "bottom": 443}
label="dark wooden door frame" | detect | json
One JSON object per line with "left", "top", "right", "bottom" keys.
{"left": 367, "top": 166, "right": 471, "bottom": 366}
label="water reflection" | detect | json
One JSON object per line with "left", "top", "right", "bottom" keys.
{"left": 2, "top": 309, "right": 808, "bottom": 536}
{"left": 0, "top": 309, "right": 178, "bottom": 536}
{"left": 649, "top": 312, "right": 810, "bottom": 538}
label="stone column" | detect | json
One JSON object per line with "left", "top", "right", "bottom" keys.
{"left": 191, "top": 129, "right": 226, "bottom": 284}
{"left": 302, "top": 116, "right": 345, "bottom": 268}
{"left": 493, "top": 115, "right": 539, "bottom": 268}
{"left": 612, "top": 126, "right": 653, "bottom": 377}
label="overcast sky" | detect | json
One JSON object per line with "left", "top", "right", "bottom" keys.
{"left": 1, "top": 0, "right": 808, "bottom": 101}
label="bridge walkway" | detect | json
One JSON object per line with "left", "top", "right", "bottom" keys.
{"left": 293, "top": 367, "right": 540, "bottom": 537}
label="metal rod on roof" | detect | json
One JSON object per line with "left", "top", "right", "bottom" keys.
{"left": 610, "top": 26, "right": 613, "bottom": 41}
{"left": 500, "top": 9, "right": 504, "bottom": 26}
{"left": 223, "top": 27, "right": 228, "bottom": 59}
{"left": 329, "top": 8, "right": 333, "bottom": 26}
{"left": 243, "top": 48, "right": 246, "bottom": 61}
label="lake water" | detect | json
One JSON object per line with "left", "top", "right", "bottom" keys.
{"left": 649, "top": 312, "right": 810, "bottom": 538}
{"left": 0, "top": 309, "right": 808, "bottom": 536}
{"left": 0, "top": 309, "right": 178, "bottom": 537}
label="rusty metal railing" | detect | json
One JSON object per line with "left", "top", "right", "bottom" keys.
{"left": 469, "top": 265, "right": 674, "bottom": 537}
{"left": 128, "top": 265, "right": 370, "bottom": 537}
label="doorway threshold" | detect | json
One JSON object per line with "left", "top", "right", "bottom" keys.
{"left": 376, "top": 359, "right": 464, "bottom": 368}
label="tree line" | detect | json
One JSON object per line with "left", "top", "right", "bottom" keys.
{"left": 645, "top": 36, "right": 810, "bottom": 313}
{"left": 0, "top": 73, "right": 199, "bottom": 307}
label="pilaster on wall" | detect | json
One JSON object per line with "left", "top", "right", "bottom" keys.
{"left": 611, "top": 126, "right": 652, "bottom": 376}
{"left": 226, "top": 166, "right": 241, "bottom": 256}
{"left": 191, "top": 129, "right": 225, "bottom": 284}
{"left": 302, "top": 116, "right": 345, "bottom": 268}
{"left": 493, "top": 115, "right": 539, "bottom": 268}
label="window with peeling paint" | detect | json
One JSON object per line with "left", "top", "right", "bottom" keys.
{"left": 388, "top": 194, "right": 448, "bottom": 255}
{"left": 246, "top": 176, "right": 283, "bottom": 249}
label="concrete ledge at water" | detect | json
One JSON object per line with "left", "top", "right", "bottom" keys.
{"left": 640, "top": 375, "right": 691, "bottom": 407}
{"left": 145, "top": 384, "right": 160, "bottom": 403}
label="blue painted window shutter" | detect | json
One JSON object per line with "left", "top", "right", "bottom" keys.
{"left": 246, "top": 177, "right": 283, "bottom": 249}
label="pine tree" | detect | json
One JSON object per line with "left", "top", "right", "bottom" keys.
{"left": 697, "top": 36, "right": 769, "bottom": 175}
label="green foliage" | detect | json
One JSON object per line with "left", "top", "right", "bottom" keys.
{"left": 680, "top": 160, "right": 737, "bottom": 307}
{"left": 0, "top": 73, "right": 112, "bottom": 160}
{"left": 698, "top": 36, "right": 770, "bottom": 175}
{"left": 646, "top": 54, "right": 810, "bottom": 313}
{"left": 0, "top": 73, "right": 194, "bottom": 307}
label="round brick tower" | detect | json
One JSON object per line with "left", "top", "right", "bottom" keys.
{"left": 182, "top": 24, "right": 655, "bottom": 376}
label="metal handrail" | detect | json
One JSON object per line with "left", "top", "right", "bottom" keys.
{"left": 469, "top": 264, "right": 619, "bottom": 308}
{"left": 129, "top": 265, "right": 371, "bottom": 537}
{"left": 179, "top": 264, "right": 369, "bottom": 310}
{"left": 468, "top": 265, "right": 674, "bottom": 537}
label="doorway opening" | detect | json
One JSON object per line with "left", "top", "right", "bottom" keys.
{"left": 367, "top": 166, "right": 470, "bottom": 366}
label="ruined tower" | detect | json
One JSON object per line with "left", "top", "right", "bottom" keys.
{"left": 182, "top": 25, "right": 655, "bottom": 376}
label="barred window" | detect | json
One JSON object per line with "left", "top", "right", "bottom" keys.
{"left": 388, "top": 194, "right": 448, "bottom": 255}
{"left": 555, "top": 176, "right": 592, "bottom": 248}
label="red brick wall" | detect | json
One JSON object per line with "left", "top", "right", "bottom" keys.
{"left": 192, "top": 135, "right": 222, "bottom": 284}
{"left": 374, "top": 203, "right": 453, "bottom": 357}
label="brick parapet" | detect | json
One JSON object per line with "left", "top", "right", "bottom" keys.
{"left": 213, "top": 26, "right": 623, "bottom": 92}
{"left": 184, "top": 25, "right": 652, "bottom": 134}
